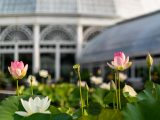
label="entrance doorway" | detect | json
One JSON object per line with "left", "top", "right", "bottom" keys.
{"left": 0, "top": 54, "right": 14, "bottom": 73}
{"left": 61, "top": 53, "right": 75, "bottom": 82}
{"left": 41, "top": 53, "right": 55, "bottom": 78}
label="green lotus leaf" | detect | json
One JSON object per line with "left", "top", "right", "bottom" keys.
{"left": 0, "top": 96, "right": 21, "bottom": 120}
{"left": 122, "top": 82, "right": 160, "bottom": 120}
{"left": 98, "top": 109, "right": 122, "bottom": 120}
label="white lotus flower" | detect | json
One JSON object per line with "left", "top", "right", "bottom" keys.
{"left": 77, "top": 81, "right": 86, "bottom": 87}
{"left": 119, "top": 73, "right": 127, "bottom": 82}
{"left": 15, "top": 96, "right": 51, "bottom": 117}
{"left": 99, "top": 83, "right": 110, "bottom": 90}
{"left": 90, "top": 76, "right": 103, "bottom": 85}
{"left": 123, "top": 85, "right": 137, "bottom": 97}
{"left": 39, "top": 70, "right": 49, "bottom": 78}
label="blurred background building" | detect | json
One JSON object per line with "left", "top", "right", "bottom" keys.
{"left": 0, "top": 0, "right": 160, "bottom": 81}
{"left": 80, "top": 11, "right": 160, "bottom": 80}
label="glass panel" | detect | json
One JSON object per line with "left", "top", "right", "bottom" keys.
{"left": 61, "top": 53, "right": 75, "bottom": 82}
{"left": 37, "top": 0, "right": 76, "bottom": 13}
{"left": 0, "top": 0, "right": 35, "bottom": 14}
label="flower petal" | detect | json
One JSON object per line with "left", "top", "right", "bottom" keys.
{"left": 124, "top": 56, "right": 129, "bottom": 64}
{"left": 41, "top": 111, "right": 51, "bottom": 114}
{"left": 17, "top": 61, "right": 24, "bottom": 70}
{"left": 15, "top": 111, "right": 29, "bottom": 117}
{"left": 43, "top": 99, "right": 51, "bottom": 111}
{"left": 114, "top": 52, "right": 125, "bottom": 62}
{"left": 8, "top": 67, "right": 11, "bottom": 74}
{"left": 11, "top": 70, "right": 19, "bottom": 80}
{"left": 19, "top": 64, "right": 28, "bottom": 79}
{"left": 21, "top": 99, "right": 32, "bottom": 113}
{"left": 114, "top": 57, "right": 124, "bottom": 66}
{"left": 121, "top": 52, "right": 126, "bottom": 62}
{"left": 34, "top": 97, "right": 41, "bottom": 105}
{"left": 29, "top": 97, "right": 36, "bottom": 112}
{"left": 111, "top": 61, "right": 117, "bottom": 66}
{"left": 16, "top": 69, "right": 22, "bottom": 76}
{"left": 41, "top": 97, "right": 49, "bottom": 111}
{"left": 123, "top": 85, "right": 137, "bottom": 97}
{"left": 34, "top": 97, "right": 41, "bottom": 112}
{"left": 40, "top": 97, "right": 51, "bottom": 112}
{"left": 11, "top": 61, "right": 17, "bottom": 68}
{"left": 107, "top": 63, "right": 115, "bottom": 69}
{"left": 124, "top": 62, "right": 132, "bottom": 70}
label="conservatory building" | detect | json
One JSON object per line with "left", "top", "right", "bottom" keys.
{"left": 80, "top": 11, "right": 160, "bottom": 79}
{"left": 0, "top": 0, "right": 159, "bottom": 80}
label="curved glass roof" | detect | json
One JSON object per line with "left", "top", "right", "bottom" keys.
{"left": 0, "top": 0, "right": 35, "bottom": 14}
{"left": 0, "top": 0, "right": 115, "bottom": 16}
{"left": 80, "top": 11, "right": 160, "bottom": 63}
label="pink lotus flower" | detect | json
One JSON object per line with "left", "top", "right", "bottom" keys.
{"left": 8, "top": 61, "right": 28, "bottom": 80}
{"left": 107, "top": 52, "right": 132, "bottom": 71}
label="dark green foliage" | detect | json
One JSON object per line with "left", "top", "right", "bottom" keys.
{"left": 122, "top": 82, "right": 160, "bottom": 120}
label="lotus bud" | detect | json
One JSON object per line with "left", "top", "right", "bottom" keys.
{"left": 85, "top": 83, "right": 89, "bottom": 91}
{"left": 110, "top": 80, "right": 116, "bottom": 91}
{"left": 8, "top": 61, "right": 28, "bottom": 80}
{"left": 146, "top": 53, "right": 153, "bottom": 67}
{"left": 39, "top": 70, "right": 48, "bottom": 78}
{"left": 73, "top": 64, "right": 80, "bottom": 71}
{"left": 123, "top": 85, "right": 137, "bottom": 97}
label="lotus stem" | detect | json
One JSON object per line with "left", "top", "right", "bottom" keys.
{"left": 152, "top": 83, "right": 157, "bottom": 99}
{"left": 115, "top": 72, "right": 118, "bottom": 109}
{"left": 77, "top": 70, "right": 84, "bottom": 115}
{"left": 30, "top": 76, "right": 34, "bottom": 96}
{"left": 117, "top": 71, "right": 121, "bottom": 109}
{"left": 16, "top": 80, "right": 19, "bottom": 96}
{"left": 113, "top": 93, "right": 116, "bottom": 109}
{"left": 149, "top": 67, "right": 151, "bottom": 82}
{"left": 149, "top": 66, "right": 157, "bottom": 98}
{"left": 86, "top": 83, "right": 89, "bottom": 106}
{"left": 86, "top": 89, "right": 89, "bottom": 106}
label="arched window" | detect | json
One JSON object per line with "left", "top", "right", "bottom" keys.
{"left": 86, "top": 31, "right": 101, "bottom": 42}
{"left": 84, "top": 26, "right": 103, "bottom": 42}
{"left": 0, "top": 26, "right": 32, "bottom": 41}
{"left": 41, "top": 26, "right": 74, "bottom": 41}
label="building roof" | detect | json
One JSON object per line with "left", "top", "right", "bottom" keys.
{"left": 0, "top": 0, "right": 115, "bottom": 17}
{"left": 80, "top": 11, "right": 160, "bottom": 63}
